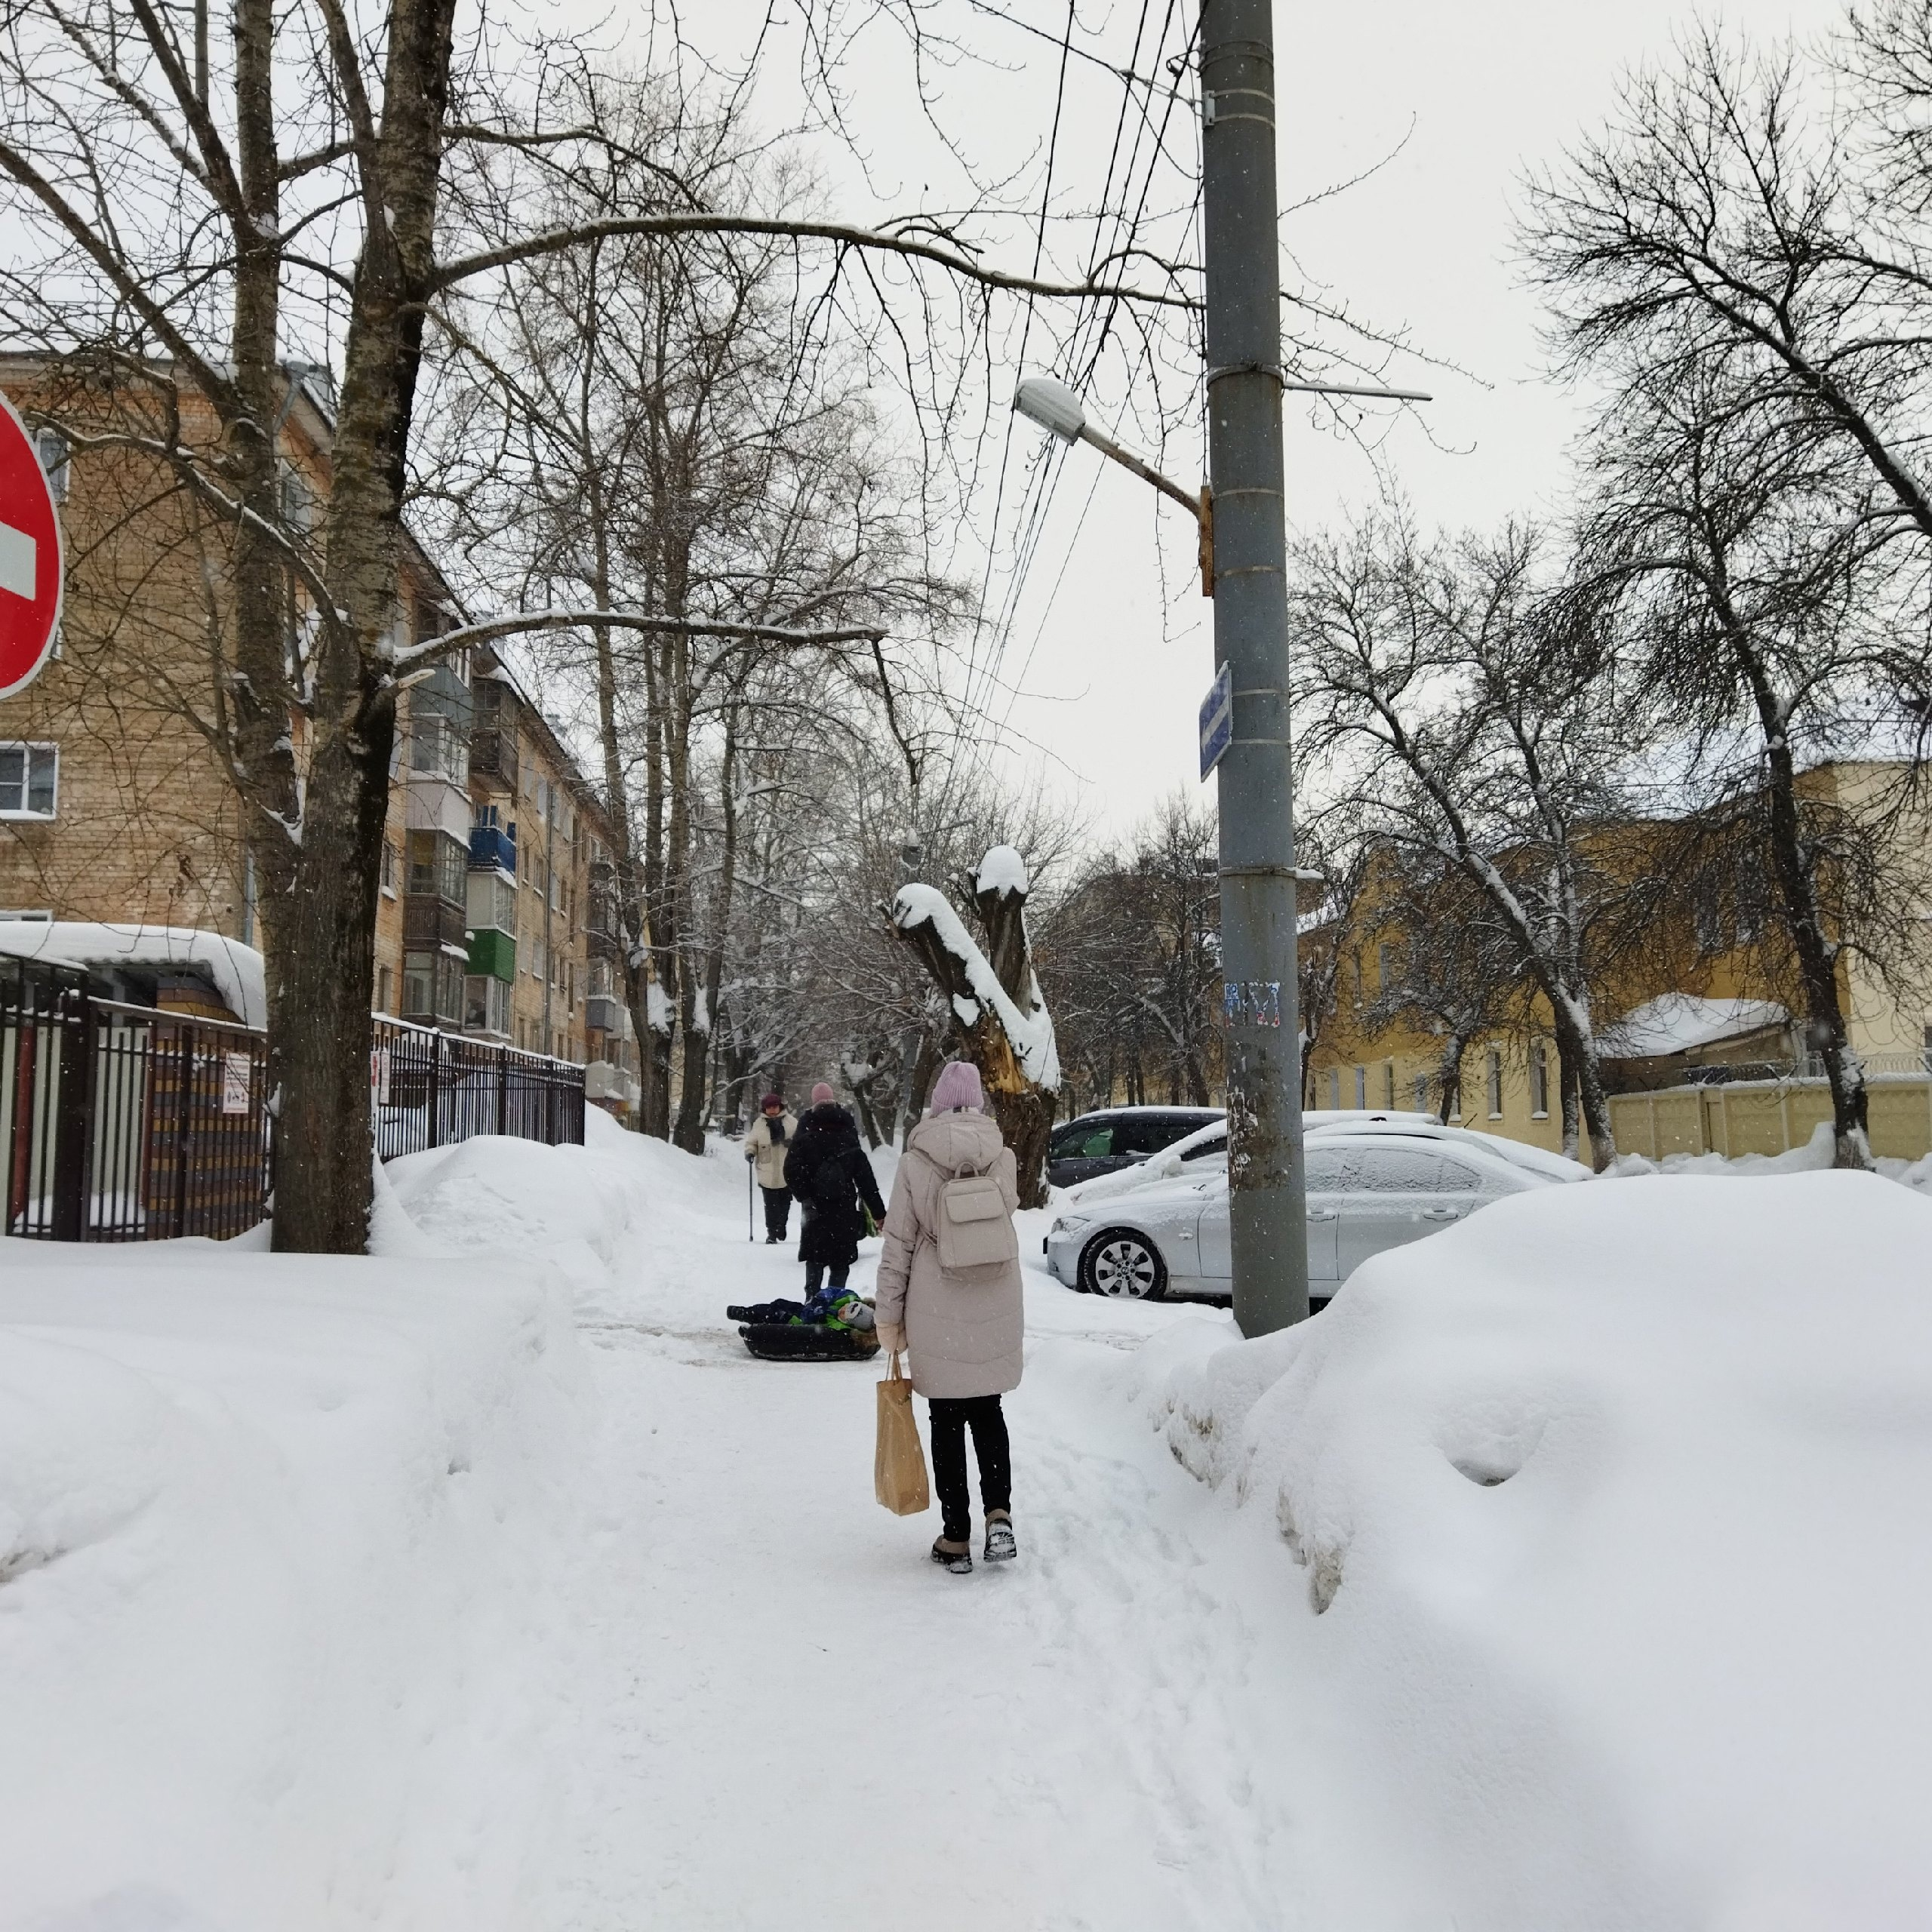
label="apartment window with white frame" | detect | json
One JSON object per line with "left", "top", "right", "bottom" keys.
{"left": 1354, "top": 1063, "right": 1367, "bottom": 1108}
{"left": 1486, "top": 1048, "right": 1503, "bottom": 1118}
{"left": 1530, "top": 1041, "right": 1550, "bottom": 1118}
{"left": 0, "top": 743, "right": 57, "bottom": 819}
{"left": 35, "top": 428, "right": 69, "bottom": 502}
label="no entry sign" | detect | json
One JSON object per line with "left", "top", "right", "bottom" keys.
{"left": 0, "top": 387, "right": 64, "bottom": 703}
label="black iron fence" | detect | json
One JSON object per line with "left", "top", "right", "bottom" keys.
{"left": 3, "top": 959, "right": 271, "bottom": 1241}
{"left": 369, "top": 1015, "right": 585, "bottom": 1161}
{"left": 5, "top": 958, "right": 585, "bottom": 1245}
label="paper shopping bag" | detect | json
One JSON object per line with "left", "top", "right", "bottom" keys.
{"left": 874, "top": 1352, "right": 931, "bottom": 1515}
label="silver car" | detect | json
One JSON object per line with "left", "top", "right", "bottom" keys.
{"left": 1041, "top": 1131, "right": 1552, "bottom": 1306}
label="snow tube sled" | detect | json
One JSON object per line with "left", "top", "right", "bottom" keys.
{"left": 740, "top": 1322, "right": 880, "bottom": 1362}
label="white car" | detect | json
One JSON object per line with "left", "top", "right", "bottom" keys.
{"left": 1062, "top": 1107, "right": 1439, "bottom": 1207}
{"left": 1042, "top": 1131, "right": 1555, "bottom": 1306}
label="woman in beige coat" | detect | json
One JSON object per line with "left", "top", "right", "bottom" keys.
{"left": 874, "top": 1060, "right": 1023, "bottom": 1574}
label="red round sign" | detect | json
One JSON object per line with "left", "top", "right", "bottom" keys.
{"left": 0, "top": 387, "right": 64, "bottom": 703}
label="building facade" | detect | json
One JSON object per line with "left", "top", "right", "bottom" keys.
{"left": 0, "top": 362, "right": 639, "bottom": 1115}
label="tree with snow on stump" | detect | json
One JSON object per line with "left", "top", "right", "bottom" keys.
{"left": 888, "top": 845, "right": 1060, "bottom": 1208}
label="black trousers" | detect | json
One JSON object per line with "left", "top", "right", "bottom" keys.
{"left": 803, "top": 1259, "right": 850, "bottom": 1297}
{"left": 928, "top": 1395, "right": 1012, "bottom": 1541}
{"left": 760, "top": 1186, "right": 790, "bottom": 1239}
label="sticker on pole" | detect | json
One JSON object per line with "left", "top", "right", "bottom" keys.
{"left": 1198, "top": 660, "right": 1233, "bottom": 780}
{"left": 0, "top": 387, "right": 63, "bottom": 703}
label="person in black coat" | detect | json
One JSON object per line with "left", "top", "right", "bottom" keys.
{"left": 783, "top": 1083, "right": 888, "bottom": 1302}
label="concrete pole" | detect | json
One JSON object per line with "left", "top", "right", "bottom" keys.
{"left": 1201, "top": 0, "right": 1309, "bottom": 1334}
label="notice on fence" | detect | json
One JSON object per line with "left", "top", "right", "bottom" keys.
{"left": 371, "top": 1044, "right": 391, "bottom": 1106}
{"left": 221, "top": 1051, "right": 253, "bottom": 1116}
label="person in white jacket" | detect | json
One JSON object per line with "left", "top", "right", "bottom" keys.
{"left": 874, "top": 1060, "right": 1022, "bottom": 1574}
{"left": 741, "top": 1094, "right": 798, "bottom": 1244}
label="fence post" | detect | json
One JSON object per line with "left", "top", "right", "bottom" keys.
{"left": 497, "top": 1048, "right": 509, "bottom": 1137}
{"left": 50, "top": 983, "right": 91, "bottom": 1241}
{"left": 426, "top": 1029, "right": 442, "bottom": 1151}
{"left": 174, "top": 1023, "right": 196, "bottom": 1238}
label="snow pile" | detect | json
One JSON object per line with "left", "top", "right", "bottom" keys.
{"left": 0, "top": 1237, "right": 588, "bottom": 1930}
{"left": 974, "top": 843, "right": 1029, "bottom": 896}
{"left": 891, "top": 880, "right": 1060, "bottom": 1090}
{"left": 0, "top": 921, "right": 266, "bottom": 1027}
{"left": 1611, "top": 1118, "right": 1932, "bottom": 1194}
{"left": 1150, "top": 1173, "right": 1932, "bottom": 1928}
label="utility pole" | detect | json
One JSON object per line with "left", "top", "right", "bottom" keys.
{"left": 1200, "top": 0, "right": 1309, "bottom": 1335}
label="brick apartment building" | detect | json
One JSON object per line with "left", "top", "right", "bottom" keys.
{"left": 0, "top": 359, "right": 639, "bottom": 1115}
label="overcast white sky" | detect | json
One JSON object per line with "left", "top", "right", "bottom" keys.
{"left": 687, "top": 0, "right": 1844, "bottom": 845}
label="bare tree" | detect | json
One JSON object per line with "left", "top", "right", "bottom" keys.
{"left": 0, "top": 7, "right": 1189, "bottom": 1246}
{"left": 1291, "top": 510, "right": 1647, "bottom": 1166}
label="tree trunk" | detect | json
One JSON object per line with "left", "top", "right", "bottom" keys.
{"left": 1434, "top": 1032, "right": 1467, "bottom": 1127}
{"left": 1762, "top": 751, "right": 1871, "bottom": 1166}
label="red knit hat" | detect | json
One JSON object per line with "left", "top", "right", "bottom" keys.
{"left": 759, "top": 1093, "right": 783, "bottom": 1111}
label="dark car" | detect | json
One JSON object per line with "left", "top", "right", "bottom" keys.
{"left": 1046, "top": 1106, "right": 1224, "bottom": 1188}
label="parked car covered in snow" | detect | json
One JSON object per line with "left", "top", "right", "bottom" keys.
{"left": 1060, "top": 1107, "right": 1441, "bottom": 1207}
{"left": 1042, "top": 1130, "right": 1558, "bottom": 1306}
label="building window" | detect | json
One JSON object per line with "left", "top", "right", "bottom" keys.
{"left": 35, "top": 428, "right": 69, "bottom": 502}
{"left": 410, "top": 713, "right": 467, "bottom": 785}
{"left": 1486, "top": 1048, "right": 1503, "bottom": 1118}
{"left": 1414, "top": 1072, "right": 1429, "bottom": 1111}
{"left": 1383, "top": 1060, "right": 1395, "bottom": 1107}
{"left": 377, "top": 964, "right": 392, "bottom": 1014}
{"left": 1327, "top": 1066, "right": 1340, "bottom": 1109}
{"left": 1377, "top": 943, "right": 1393, "bottom": 992}
{"left": 1530, "top": 1042, "right": 1549, "bottom": 1118}
{"left": 406, "top": 829, "right": 466, "bottom": 903}
{"left": 1353, "top": 1064, "right": 1367, "bottom": 1108}
{"left": 402, "top": 952, "right": 435, "bottom": 1020}
{"left": 380, "top": 840, "right": 398, "bottom": 895}
{"left": 0, "top": 743, "right": 57, "bottom": 819}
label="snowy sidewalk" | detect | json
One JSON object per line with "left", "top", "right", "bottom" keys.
{"left": 525, "top": 1146, "right": 1311, "bottom": 1932}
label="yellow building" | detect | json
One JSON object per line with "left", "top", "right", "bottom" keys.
{"left": 1304, "top": 762, "right": 1932, "bottom": 1164}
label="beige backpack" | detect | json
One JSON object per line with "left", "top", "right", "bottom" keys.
{"left": 917, "top": 1149, "right": 1019, "bottom": 1272}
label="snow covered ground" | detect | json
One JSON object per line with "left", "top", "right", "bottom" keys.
{"left": 5, "top": 1115, "right": 1932, "bottom": 1927}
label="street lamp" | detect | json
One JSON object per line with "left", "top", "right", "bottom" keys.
{"left": 1012, "top": 360, "right": 1427, "bottom": 1337}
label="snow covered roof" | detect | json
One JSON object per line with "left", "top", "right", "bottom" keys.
{"left": 1601, "top": 994, "right": 1787, "bottom": 1060}
{"left": 0, "top": 922, "right": 266, "bottom": 1029}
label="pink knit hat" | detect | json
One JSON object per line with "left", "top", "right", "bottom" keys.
{"left": 810, "top": 1081, "right": 835, "bottom": 1105}
{"left": 928, "top": 1060, "right": 983, "bottom": 1113}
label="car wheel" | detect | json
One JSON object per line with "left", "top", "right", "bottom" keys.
{"left": 1078, "top": 1228, "right": 1168, "bottom": 1300}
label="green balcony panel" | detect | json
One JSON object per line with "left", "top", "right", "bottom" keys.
{"left": 466, "top": 926, "right": 516, "bottom": 981}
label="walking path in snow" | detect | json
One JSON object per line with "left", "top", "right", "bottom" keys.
{"left": 525, "top": 1146, "right": 1318, "bottom": 1931}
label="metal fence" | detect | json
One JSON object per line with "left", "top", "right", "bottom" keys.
{"left": 370, "top": 1015, "right": 585, "bottom": 1161}
{"left": 5, "top": 958, "right": 585, "bottom": 1245}
{"left": 3, "top": 960, "right": 271, "bottom": 1241}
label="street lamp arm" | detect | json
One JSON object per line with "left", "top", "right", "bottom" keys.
{"left": 1075, "top": 422, "right": 1203, "bottom": 515}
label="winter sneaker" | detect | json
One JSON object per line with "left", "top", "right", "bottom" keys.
{"left": 931, "top": 1537, "right": 973, "bottom": 1575}
{"left": 726, "top": 1304, "right": 755, "bottom": 1323}
{"left": 984, "top": 1513, "right": 1017, "bottom": 1563}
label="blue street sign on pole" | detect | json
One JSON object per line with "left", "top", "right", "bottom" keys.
{"left": 1198, "top": 660, "right": 1233, "bottom": 780}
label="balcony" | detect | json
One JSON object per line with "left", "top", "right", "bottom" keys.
{"left": 467, "top": 926, "right": 515, "bottom": 982}
{"left": 404, "top": 894, "right": 467, "bottom": 952}
{"left": 470, "top": 726, "right": 518, "bottom": 794}
{"left": 586, "top": 919, "right": 623, "bottom": 962}
{"left": 586, "top": 993, "right": 621, "bottom": 1033}
{"left": 468, "top": 821, "right": 517, "bottom": 877}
